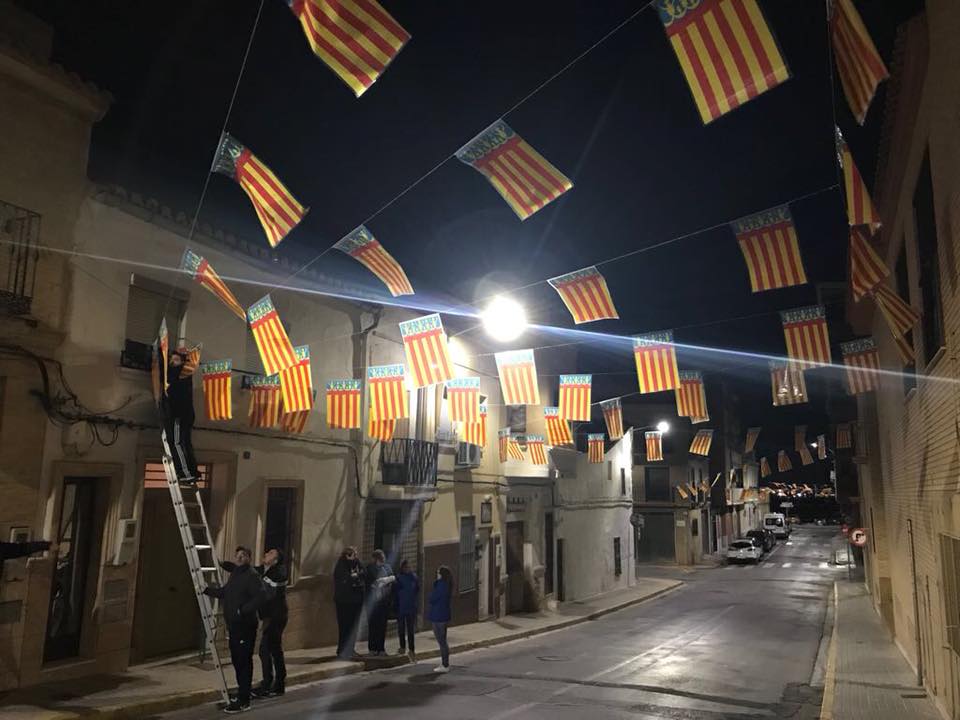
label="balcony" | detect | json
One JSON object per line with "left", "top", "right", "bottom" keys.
{"left": 0, "top": 201, "right": 41, "bottom": 316}
{"left": 379, "top": 438, "right": 438, "bottom": 488}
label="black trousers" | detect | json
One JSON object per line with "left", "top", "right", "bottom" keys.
{"left": 259, "top": 614, "right": 287, "bottom": 689}
{"left": 367, "top": 603, "right": 388, "bottom": 653}
{"left": 335, "top": 601, "right": 362, "bottom": 657}
{"left": 164, "top": 416, "right": 199, "bottom": 481}
{"left": 228, "top": 621, "right": 258, "bottom": 705}
{"left": 397, "top": 613, "right": 416, "bottom": 652}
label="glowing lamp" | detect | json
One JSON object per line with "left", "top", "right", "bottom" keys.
{"left": 656, "top": 420, "right": 670, "bottom": 434}
{"left": 481, "top": 296, "right": 527, "bottom": 342}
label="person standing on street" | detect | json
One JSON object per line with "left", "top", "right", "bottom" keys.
{"left": 394, "top": 559, "right": 420, "bottom": 662}
{"left": 204, "top": 546, "right": 266, "bottom": 714}
{"left": 428, "top": 565, "right": 453, "bottom": 673}
{"left": 365, "top": 549, "right": 395, "bottom": 656}
{"left": 252, "top": 548, "right": 288, "bottom": 698}
{"left": 333, "top": 546, "right": 364, "bottom": 659}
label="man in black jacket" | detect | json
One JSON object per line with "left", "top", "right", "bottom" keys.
{"left": 161, "top": 346, "right": 200, "bottom": 485}
{"left": 252, "top": 548, "right": 288, "bottom": 698}
{"left": 204, "top": 546, "right": 265, "bottom": 714}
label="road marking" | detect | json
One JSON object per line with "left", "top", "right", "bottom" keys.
{"left": 819, "top": 562, "right": 829, "bottom": 569}
{"left": 782, "top": 563, "right": 792, "bottom": 568}
{"left": 786, "top": 542, "right": 794, "bottom": 546}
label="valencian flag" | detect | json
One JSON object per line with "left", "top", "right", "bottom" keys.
{"left": 849, "top": 227, "right": 889, "bottom": 301}
{"left": 770, "top": 361, "right": 807, "bottom": 406}
{"left": 446, "top": 377, "right": 480, "bottom": 423}
{"left": 461, "top": 404, "right": 488, "bottom": 447}
{"left": 871, "top": 284, "right": 920, "bottom": 338}
{"left": 283, "top": 0, "right": 410, "bottom": 98}
{"left": 547, "top": 266, "right": 619, "bottom": 324}
{"left": 326, "top": 379, "right": 362, "bottom": 430}
{"left": 588, "top": 434, "right": 605, "bottom": 464}
{"left": 279, "top": 345, "right": 313, "bottom": 413}
{"left": 676, "top": 371, "right": 707, "bottom": 419}
{"left": 508, "top": 435, "right": 525, "bottom": 461}
{"left": 544, "top": 407, "right": 573, "bottom": 447}
{"left": 760, "top": 456, "right": 772, "bottom": 478}
{"left": 732, "top": 205, "right": 807, "bottom": 293}
{"left": 201, "top": 360, "right": 232, "bottom": 421}
{"left": 600, "top": 398, "right": 624, "bottom": 440}
{"left": 399, "top": 314, "right": 455, "bottom": 387}
{"left": 841, "top": 337, "right": 880, "bottom": 394}
{"left": 181, "top": 249, "right": 245, "bottom": 320}
{"left": 247, "top": 295, "right": 298, "bottom": 375}
{"left": 334, "top": 225, "right": 414, "bottom": 297}
{"left": 645, "top": 431, "right": 663, "bottom": 462}
{"left": 495, "top": 349, "right": 540, "bottom": 406}
{"left": 794, "top": 425, "right": 806, "bottom": 452}
{"left": 526, "top": 434, "right": 548, "bottom": 465}
{"left": 213, "top": 133, "right": 307, "bottom": 248}
{"left": 891, "top": 332, "right": 914, "bottom": 367}
{"left": 248, "top": 375, "right": 282, "bottom": 429}
{"left": 368, "top": 417, "right": 396, "bottom": 442}
{"left": 836, "top": 423, "right": 853, "bottom": 449}
{"left": 817, "top": 434, "right": 827, "bottom": 460}
{"left": 799, "top": 445, "right": 814, "bottom": 466}
{"left": 744, "top": 427, "right": 761, "bottom": 453}
{"left": 689, "top": 429, "right": 713, "bottom": 456}
{"left": 558, "top": 374, "right": 592, "bottom": 421}
{"left": 280, "top": 408, "right": 310, "bottom": 434}
{"left": 656, "top": 0, "right": 790, "bottom": 124}
{"left": 777, "top": 450, "right": 792, "bottom": 472}
{"left": 677, "top": 484, "right": 689, "bottom": 500}
{"left": 781, "top": 305, "right": 832, "bottom": 368}
{"left": 498, "top": 428, "right": 510, "bottom": 463}
{"left": 368, "top": 364, "right": 407, "bottom": 421}
{"left": 838, "top": 133, "right": 880, "bottom": 230}
{"left": 633, "top": 331, "right": 680, "bottom": 394}
{"left": 830, "top": 0, "right": 888, "bottom": 125}
{"left": 456, "top": 120, "right": 572, "bottom": 221}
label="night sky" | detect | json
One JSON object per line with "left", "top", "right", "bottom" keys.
{"left": 21, "top": 0, "right": 924, "bottom": 457}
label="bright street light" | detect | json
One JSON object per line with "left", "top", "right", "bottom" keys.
{"left": 656, "top": 420, "right": 670, "bottom": 434}
{"left": 481, "top": 296, "right": 527, "bottom": 342}
{"left": 810, "top": 442, "right": 818, "bottom": 448}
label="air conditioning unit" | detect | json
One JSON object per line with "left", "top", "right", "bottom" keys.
{"left": 455, "top": 442, "right": 482, "bottom": 468}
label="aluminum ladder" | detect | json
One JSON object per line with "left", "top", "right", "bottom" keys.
{"left": 160, "top": 431, "right": 230, "bottom": 704}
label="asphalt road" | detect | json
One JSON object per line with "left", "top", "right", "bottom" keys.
{"left": 163, "top": 526, "right": 841, "bottom": 719}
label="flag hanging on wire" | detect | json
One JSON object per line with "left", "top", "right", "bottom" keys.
{"left": 760, "top": 456, "right": 772, "bottom": 477}
{"left": 871, "top": 284, "right": 920, "bottom": 338}
{"left": 838, "top": 132, "right": 881, "bottom": 230}
{"left": 588, "top": 433, "right": 605, "bottom": 463}
{"left": 633, "top": 331, "right": 680, "bottom": 394}
{"left": 558, "top": 374, "right": 592, "bottom": 421}
{"left": 689, "top": 429, "right": 713, "bottom": 456}
{"left": 849, "top": 227, "right": 889, "bottom": 301}
{"left": 656, "top": 0, "right": 790, "bottom": 124}
{"left": 201, "top": 360, "right": 232, "bottom": 421}
{"left": 830, "top": 0, "right": 888, "bottom": 125}
{"left": 645, "top": 431, "right": 663, "bottom": 461}
{"left": 799, "top": 445, "right": 814, "bottom": 466}
{"left": 248, "top": 375, "right": 282, "bottom": 428}
{"left": 892, "top": 332, "right": 915, "bottom": 367}
{"left": 770, "top": 361, "right": 807, "bottom": 406}
{"left": 446, "top": 377, "right": 481, "bottom": 423}
{"left": 836, "top": 423, "right": 853, "bottom": 449}
{"left": 675, "top": 371, "right": 708, "bottom": 419}
{"left": 368, "top": 364, "right": 408, "bottom": 420}
{"left": 794, "top": 425, "right": 807, "bottom": 452}
{"left": 181, "top": 249, "right": 246, "bottom": 320}
{"left": 732, "top": 205, "right": 807, "bottom": 292}
{"left": 600, "top": 397, "right": 624, "bottom": 440}
{"left": 283, "top": 0, "right": 410, "bottom": 98}
{"left": 841, "top": 337, "right": 880, "bottom": 394}
{"left": 280, "top": 407, "right": 310, "bottom": 434}
{"left": 498, "top": 428, "right": 510, "bottom": 463}
{"left": 677, "top": 485, "right": 690, "bottom": 500}
{"left": 777, "top": 450, "right": 792, "bottom": 472}
{"left": 456, "top": 120, "right": 572, "bottom": 220}
{"left": 369, "top": 416, "right": 396, "bottom": 442}
{"left": 745, "top": 426, "right": 761, "bottom": 453}
{"left": 326, "top": 379, "right": 362, "bottom": 430}
{"left": 247, "top": 295, "right": 298, "bottom": 375}
{"left": 399, "top": 313, "right": 455, "bottom": 387}
{"left": 544, "top": 407, "right": 573, "bottom": 446}
{"left": 213, "top": 133, "right": 307, "bottom": 248}
{"left": 817, "top": 434, "right": 827, "bottom": 460}
{"left": 279, "top": 345, "right": 313, "bottom": 413}
{"left": 527, "top": 434, "right": 548, "bottom": 465}
{"left": 460, "top": 403, "right": 488, "bottom": 447}
{"left": 547, "top": 266, "right": 619, "bottom": 324}
{"left": 781, "top": 305, "right": 832, "bottom": 368}
{"left": 508, "top": 435, "right": 525, "bottom": 461}
{"left": 495, "top": 349, "right": 540, "bottom": 405}
{"left": 334, "top": 225, "right": 414, "bottom": 297}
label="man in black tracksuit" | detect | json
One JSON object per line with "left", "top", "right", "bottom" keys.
{"left": 252, "top": 548, "right": 288, "bottom": 698}
{"left": 204, "top": 546, "right": 266, "bottom": 714}
{"left": 161, "top": 347, "right": 200, "bottom": 484}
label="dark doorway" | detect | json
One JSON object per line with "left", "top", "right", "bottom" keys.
{"left": 505, "top": 521, "right": 524, "bottom": 613}
{"left": 374, "top": 507, "right": 403, "bottom": 564}
{"left": 556, "top": 539, "right": 565, "bottom": 602}
{"left": 636, "top": 511, "right": 676, "bottom": 563}
{"left": 544, "top": 513, "right": 554, "bottom": 596}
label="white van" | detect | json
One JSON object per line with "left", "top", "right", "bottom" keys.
{"left": 763, "top": 513, "right": 790, "bottom": 539}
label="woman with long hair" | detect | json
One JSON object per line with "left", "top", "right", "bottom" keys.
{"left": 428, "top": 565, "right": 453, "bottom": 672}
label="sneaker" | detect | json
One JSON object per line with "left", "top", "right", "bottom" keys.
{"left": 407, "top": 650, "right": 417, "bottom": 664}
{"left": 250, "top": 687, "right": 272, "bottom": 699}
{"left": 397, "top": 647, "right": 407, "bottom": 655}
{"left": 269, "top": 684, "right": 285, "bottom": 697}
{"left": 433, "top": 664, "right": 450, "bottom": 673}
{"left": 223, "top": 700, "right": 251, "bottom": 713}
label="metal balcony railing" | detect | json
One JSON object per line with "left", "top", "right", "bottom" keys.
{"left": 379, "top": 438, "right": 439, "bottom": 487}
{"left": 0, "top": 200, "right": 41, "bottom": 316}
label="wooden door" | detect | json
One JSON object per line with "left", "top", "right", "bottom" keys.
{"left": 506, "top": 522, "right": 524, "bottom": 614}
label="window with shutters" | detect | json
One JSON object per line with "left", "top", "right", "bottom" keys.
{"left": 506, "top": 405, "right": 526, "bottom": 433}
{"left": 940, "top": 534, "right": 960, "bottom": 656}
{"left": 913, "top": 151, "right": 944, "bottom": 366}
{"left": 458, "top": 515, "right": 476, "bottom": 592}
{"left": 262, "top": 481, "right": 303, "bottom": 581}
{"left": 122, "top": 276, "right": 188, "bottom": 371}
{"left": 644, "top": 467, "right": 670, "bottom": 502}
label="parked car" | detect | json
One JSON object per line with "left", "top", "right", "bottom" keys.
{"left": 763, "top": 512, "right": 791, "bottom": 539}
{"left": 746, "top": 529, "right": 775, "bottom": 553}
{"left": 727, "top": 539, "right": 762, "bottom": 564}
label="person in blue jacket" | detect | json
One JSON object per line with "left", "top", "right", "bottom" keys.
{"left": 394, "top": 559, "right": 420, "bottom": 662}
{"left": 427, "top": 565, "right": 453, "bottom": 673}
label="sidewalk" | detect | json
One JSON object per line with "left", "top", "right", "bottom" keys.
{"left": 821, "top": 581, "right": 942, "bottom": 720}
{"left": 0, "top": 578, "right": 680, "bottom": 719}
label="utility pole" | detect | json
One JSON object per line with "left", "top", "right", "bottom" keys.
{"left": 906, "top": 518, "right": 924, "bottom": 687}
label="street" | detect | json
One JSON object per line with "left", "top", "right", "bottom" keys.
{"left": 165, "top": 526, "right": 840, "bottom": 719}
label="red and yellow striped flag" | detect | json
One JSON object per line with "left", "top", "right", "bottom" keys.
{"left": 334, "top": 225, "right": 414, "bottom": 297}
{"left": 498, "top": 428, "right": 510, "bottom": 463}
{"left": 495, "top": 349, "right": 540, "bottom": 406}
{"left": 248, "top": 375, "right": 282, "bottom": 428}
{"left": 544, "top": 407, "right": 573, "bottom": 447}
{"left": 280, "top": 408, "right": 310, "bottom": 434}
{"left": 456, "top": 120, "right": 572, "bottom": 221}
{"left": 508, "top": 435, "right": 526, "bottom": 461}
{"left": 760, "top": 456, "right": 771, "bottom": 477}
{"left": 181, "top": 249, "right": 245, "bottom": 320}
{"left": 836, "top": 423, "right": 853, "bottom": 449}
{"left": 633, "top": 331, "right": 680, "bottom": 394}
{"left": 770, "top": 361, "right": 807, "bottom": 406}
{"left": 849, "top": 227, "right": 889, "bottom": 300}
{"left": 891, "top": 331, "right": 915, "bottom": 367}
{"left": 280, "top": 345, "right": 313, "bottom": 413}
{"left": 367, "top": 364, "right": 408, "bottom": 421}
{"left": 732, "top": 205, "right": 807, "bottom": 292}
{"left": 285, "top": 0, "right": 410, "bottom": 97}
{"left": 527, "top": 434, "right": 548, "bottom": 465}
{"left": 777, "top": 450, "right": 792, "bottom": 472}
{"left": 213, "top": 134, "right": 307, "bottom": 248}
{"left": 689, "top": 429, "right": 713, "bottom": 456}
{"left": 817, "top": 434, "right": 827, "bottom": 460}
{"left": 838, "top": 134, "right": 880, "bottom": 230}
{"left": 744, "top": 426, "right": 761, "bottom": 453}
{"left": 794, "top": 425, "right": 807, "bottom": 452}
{"left": 247, "top": 295, "right": 298, "bottom": 375}
{"left": 830, "top": 0, "right": 888, "bottom": 125}
{"left": 460, "top": 404, "right": 487, "bottom": 447}
{"left": 201, "top": 360, "right": 232, "bottom": 421}
{"left": 558, "top": 374, "right": 592, "bottom": 421}
{"left": 677, "top": 485, "right": 690, "bottom": 500}
{"left": 841, "top": 337, "right": 880, "bottom": 394}
{"left": 645, "top": 431, "right": 663, "bottom": 461}
{"left": 587, "top": 433, "right": 605, "bottom": 464}
{"left": 446, "top": 377, "right": 480, "bottom": 424}
{"left": 781, "top": 305, "right": 832, "bottom": 368}
{"left": 871, "top": 284, "right": 920, "bottom": 338}
{"left": 326, "top": 379, "right": 362, "bottom": 429}
{"left": 799, "top": 445, "right": 814, "bottom": 466}
{"left": 547, "top": 266, "right": 619, "bottom": 324}
{"left": 676, "top": 371, "right": 707, "bottom": 419}
{"left": 368, "top": 416, "right": 396, "bottom": 442}
{"left": 600, "top": 397, "right": 624, "bottom": 440}
{"left": 657, "top": 0, "right": 790, "bottom": 124}
{"left": 399, "top": 313, "right": 455, "bottom": 387}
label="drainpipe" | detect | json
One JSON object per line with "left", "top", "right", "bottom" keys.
{"left": 352, "top": 305, "right": 382, "bottom": 500}
{"left": 907, "top": 518, "right": 924, "bottom": 687}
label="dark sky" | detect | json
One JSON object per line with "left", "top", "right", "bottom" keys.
{"left": 23, "top": 0, "right": 923, "bottom": 452}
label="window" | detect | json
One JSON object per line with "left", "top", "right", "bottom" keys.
{"left": 913, "top": 151, "right": 944, "bottom": 365}
{"left": 506, "top": 405, "right": 526, "bottom": 433}
{"left": 692, "top": 518, "right": 699, "bottom": 537}
{"left": 263, "top": 485, "right": 301, "bottom": 577}
{"left": 895, "top": 243, "right": 917, "bottom": 393}
{"left": 613, "top": 537, "right": 622, "bottom": 576}
{"left": 458, "top": 516, "right": 476, "bottom": 592}
{"left": 644, "top": 467, "right": 670, "bottom": 502}
{"left": 620, "top": 467, "right": 626, "bottom": 496}
{"left": 123, "top": 275, "right": 188, "bottom": 370}
{"left": 940, "top": 534, "right": 960, "bottom": 655}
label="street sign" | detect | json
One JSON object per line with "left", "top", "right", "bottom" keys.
{"left": 850, "top": 528, "right": 868, "bottom": 547}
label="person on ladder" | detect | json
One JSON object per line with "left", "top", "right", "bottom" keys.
{"left": 161, "top": 343, "right": 201, "bottom": 485}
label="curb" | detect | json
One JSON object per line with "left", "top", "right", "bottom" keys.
{"left": 818, "top": 581, "right": 840, "bottom": 720}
